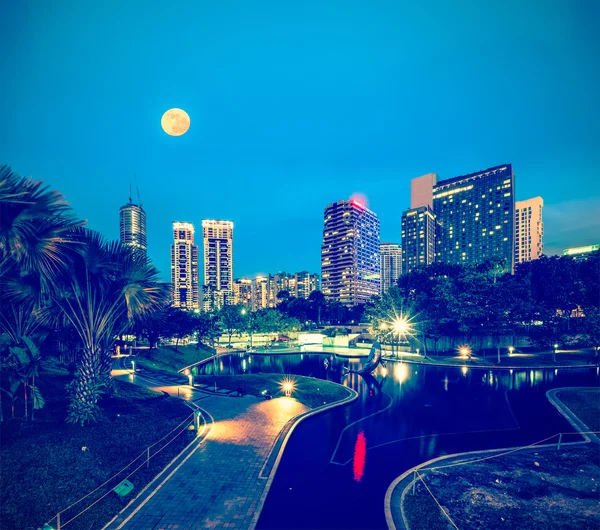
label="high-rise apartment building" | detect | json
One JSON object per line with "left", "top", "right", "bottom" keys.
{"left": 433, "top": 164, "right": 515, "bottom": 271}
{"left": 119, "top": 195, "right": 147, "bottom": 256}
{"left": 252, "top": 276, "right": 269, "bottom": 311}
{"left": 202, "top": 220, "right": 234, "bottom": 312}
{"left": 295, "top": 271, "right": 320, "bottom": 299}
{"left": 321, "top": 199, "right": 380, "bottom": 306}
{"left": 380, "top": 243, "right": 402, "bottom": 293}
{"left": 171, "top": 222, "right": 199, "bottom": 310}
{"left": 515, "top": 197, "right": 544, "bottom": 264}
{"left": 233, "top": 278, "right": 253, "bottom": 308}
{"left": 401, "top": 206, "right": 436, "bottom": 275}
{"left": 411, "top": 173, "right": 438, "bottom": 209}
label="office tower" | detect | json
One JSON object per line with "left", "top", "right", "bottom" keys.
{"left": 252, "top": 275, "right": 269, "bottom": 311}
{"left": 233, "top": 278, "right": 253, "bottom": 308}
{"left": 119, "top": 193, "right": 147, "bottom": 256}
{"left": 515, "top": 197, "right": 544, "bottom": 264}
{"left": 433, "top": 164, "right": 515, "bottom": 271}
{"left": 321, "top": 199, "right": 380, "bottom": 306}
{"left": 171, "top": 222, "right": 199, "bottom": 311}
{"left": 380, "top": 243, "right": 402, "bottom": 293}
{"left": 295, "top": 271, "right": 320, "bottom": 299}
{"left": 411, "top": 173, "right": 438, "bottom": 209}
{"left": 401, "top": 207, "right": 436, "bottom": 275}
{"left": 202, "top": 220, "right": 234, "bottom": 312}
{"left": 563, "top": 244, "right": 600, "bottom": 261}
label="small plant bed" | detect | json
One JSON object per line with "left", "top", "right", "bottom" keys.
{"left": 556, "top": 388, "right": 600, "bottom": 432}
{"left": 1, "top": 363, "right": 195, "bottom": 530}
{"left": 403, "top": 446, "right": 600, "bottom": 530}
{"left": 135, "top": 344, "right": 213, "bottom": 374}
{"left": 193, "top": 374, "right": 350, "bottom": 408}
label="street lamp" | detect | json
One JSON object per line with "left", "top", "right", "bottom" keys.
{"left": 184, "top": 368, "right": 193, "bottom": 386}
{"left": 508, "top": 346, "right": 514, "bottom": 356}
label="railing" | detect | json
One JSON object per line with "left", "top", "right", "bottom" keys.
{"left": 405, "top": 430, "right": 600, "bottom": 530}
{"left": 42, "top": 413, "right": 201, "bottom": 530}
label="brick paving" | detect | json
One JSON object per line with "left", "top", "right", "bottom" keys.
{"left": 108, "top": 363, "right": 307, "bottom": 530}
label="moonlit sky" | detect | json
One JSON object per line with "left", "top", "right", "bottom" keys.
{"left": 2, "top": 0, "right": 599, "bottom": 281}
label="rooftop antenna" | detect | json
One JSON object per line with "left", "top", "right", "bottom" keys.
{"left": 137, "top": 186, "right": 142, "bottom": 208}
{"left": 128, "top": 183, "right": 132, "bottom": 204}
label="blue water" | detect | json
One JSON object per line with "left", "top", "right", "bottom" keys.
{"left": 196, "top": 353, "right": 599, "bottom": 529}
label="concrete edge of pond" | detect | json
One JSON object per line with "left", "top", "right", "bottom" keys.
{"left": 384, "top": 386, "right": 600, "bottom": 530}
{"left": 383, "top": 357, "right": 600, "bottom": 371}
{"left": 249, "top": 382, "right": 359, "bottom": 530}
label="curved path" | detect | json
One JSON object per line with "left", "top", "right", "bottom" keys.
{"left": 106, "top": 358, "right": 355, "bottom": 530}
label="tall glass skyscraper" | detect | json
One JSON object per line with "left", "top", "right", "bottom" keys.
{"left": 171, "top": 222, "right": 199, "bottom": 311}
{"left": 433, "top": 164, "right": 515, "bottom": 271}
{"left": 401, "top": 206, "right": 437, "bottom": 275}
{"left": 380, "top": 243, "right": 402, "bottom": 293}
{"left": 119, "top": 196, "right": 147, "bottom": 256}
{"left": 202, "top": 220, "right": 234, "bottom": 311}
{"left": 321, "top": 199, "right": 380, "bottom": 307}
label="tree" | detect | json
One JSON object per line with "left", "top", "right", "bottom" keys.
{"left": 308, "top": 290, "right": 326, "bottom": 325}
{"left": 50, "top": 230, "right": 167, "bottom": 425}
{"left": 219, "top": 305, "right": 246, "bottom": 346}
{"left": 160, "top": 307, "right": 197, "bottom": 351}
{"left": 192, "top": 311, "right": 220, "bottom": 349}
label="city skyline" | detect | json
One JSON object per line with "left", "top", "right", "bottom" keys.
{"left": 2, "top": 2, "right": 598, "bottom": 281}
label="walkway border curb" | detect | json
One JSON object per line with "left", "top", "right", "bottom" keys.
{"left": 547, "top": 387, "right": 600, "bottom": 444}
{"left": 382, "top": 356, "right": 599, "bottom": 371}
{"left": 249, "top": 383, "right": 359, "bottom": 530}
{"left": 384, "top": 386, "right": 599, "bottom": 530}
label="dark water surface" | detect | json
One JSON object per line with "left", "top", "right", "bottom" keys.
{"left": 196, "top": 353, "right": 600, "bottom": 530}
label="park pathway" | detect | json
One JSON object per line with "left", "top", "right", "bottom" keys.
{"left": 107, "top": 358, "right": 307, "bottom": 530}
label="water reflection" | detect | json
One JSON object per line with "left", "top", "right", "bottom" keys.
{"left": 235, "top": 352, "right": 600, "bottom": 530}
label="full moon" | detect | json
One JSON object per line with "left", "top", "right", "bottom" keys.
{"left": 161, "top": 108, "right": 190, "bottom": 136}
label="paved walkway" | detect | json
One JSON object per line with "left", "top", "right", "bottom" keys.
{"left": 108, "top": 360, "right": 307, "bottom": 530}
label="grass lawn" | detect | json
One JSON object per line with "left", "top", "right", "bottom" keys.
{"left": 193, "top": 373, "right": 351, "bottom": 409}
{"left": 0, "top": 361, "right": 195, "bottom": 530}
{"left": 403, "top": 446, "right": 600, "bottom": 530}
{"left": 134, "top": 344, "right": 212, "bottom": 374}
{"left": 556, "top": 388, "right": 600, "bottom": 432}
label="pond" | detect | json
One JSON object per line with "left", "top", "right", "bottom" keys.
{"left": 195, "top": 353, "right": 600, "bottom": 529}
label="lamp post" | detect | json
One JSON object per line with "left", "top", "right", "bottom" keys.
{"left": 553, "top": 343, "right": 558, "bottom": 363}
{"left": 508, "top": 346, "right": 514, "bottom": 357}
{"left": 393, "top": 317, "right": 409, "bottom": 360}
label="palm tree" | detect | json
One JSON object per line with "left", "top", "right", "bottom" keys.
{"left": 9, "top": 336, "right": 45, "bottom": 420}
{"left": 49, "top": 229, "right": 168, "bottom": 425}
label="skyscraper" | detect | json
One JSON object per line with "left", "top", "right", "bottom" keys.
{"left": 380, "top": 243, "right": 402, "bottom": 293}
{"left": 410, "top": 172, "right": 438, "bottom": 209}
{"left": 295, "top": 271, "right": 320, "bottom": 299}
{"left": 202, "top": 220, "right": 234, "bottom": 311}
{"left": 233, "top": 278, "right": 253, "bottom": 308}
{"left": 433, "top": 164, "right": 515, "bottom": 271}
{"left": 171, "top": 222, "right": 199, "bottom": 311}
{"left": 515, "top": 197, "right": 544, "bottom": 264}
{"left": 401, "top": 206, "right": 436, "bottom": 275}
{"left": 321, "top": 199, "right": 380, "bottom": 306}
{"left": 119, "top": 193, "right": 147, "bottom": 256}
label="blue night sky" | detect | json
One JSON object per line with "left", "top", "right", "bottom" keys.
{"left": 2, "top": 0, "right": 599, "bottom": 281}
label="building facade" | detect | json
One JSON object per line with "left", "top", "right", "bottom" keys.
{"left": 119, "top": 197, "right": 147, "bottom": 256}
{"left": 563, "top": 244, "right": 600, "bottom": 261}
{"left": 171, "top": 222, "right": 199, "bottom": 311}
{"left": 233, "top": 278, "right": 253, "bottom": 308}
{"left": 410, "top": 172, "right": 438, "bottom": 209}
{"left": 321, "top": 199, "right": 380, "bottom": 306}
{"left": 433, "top": 164, "right": 515, "bottom": 271}
{"left": 515, "top": 197, "right": 544, "bottom": 264}
{"left": 295, "top": 271, "right": 320, "bottom": 299}
{"left": 202, "top": 220, "right": 234, "bottom": 312}
{"left": 380, "top": 243, "right": 402, "bottom": 293}
{"left": 401, "top": 206, "right": 436, "bottom": 275}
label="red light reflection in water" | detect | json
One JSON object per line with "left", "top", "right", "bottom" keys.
{"left": 353, "top": 431, "right": 367, "bottom": 482}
